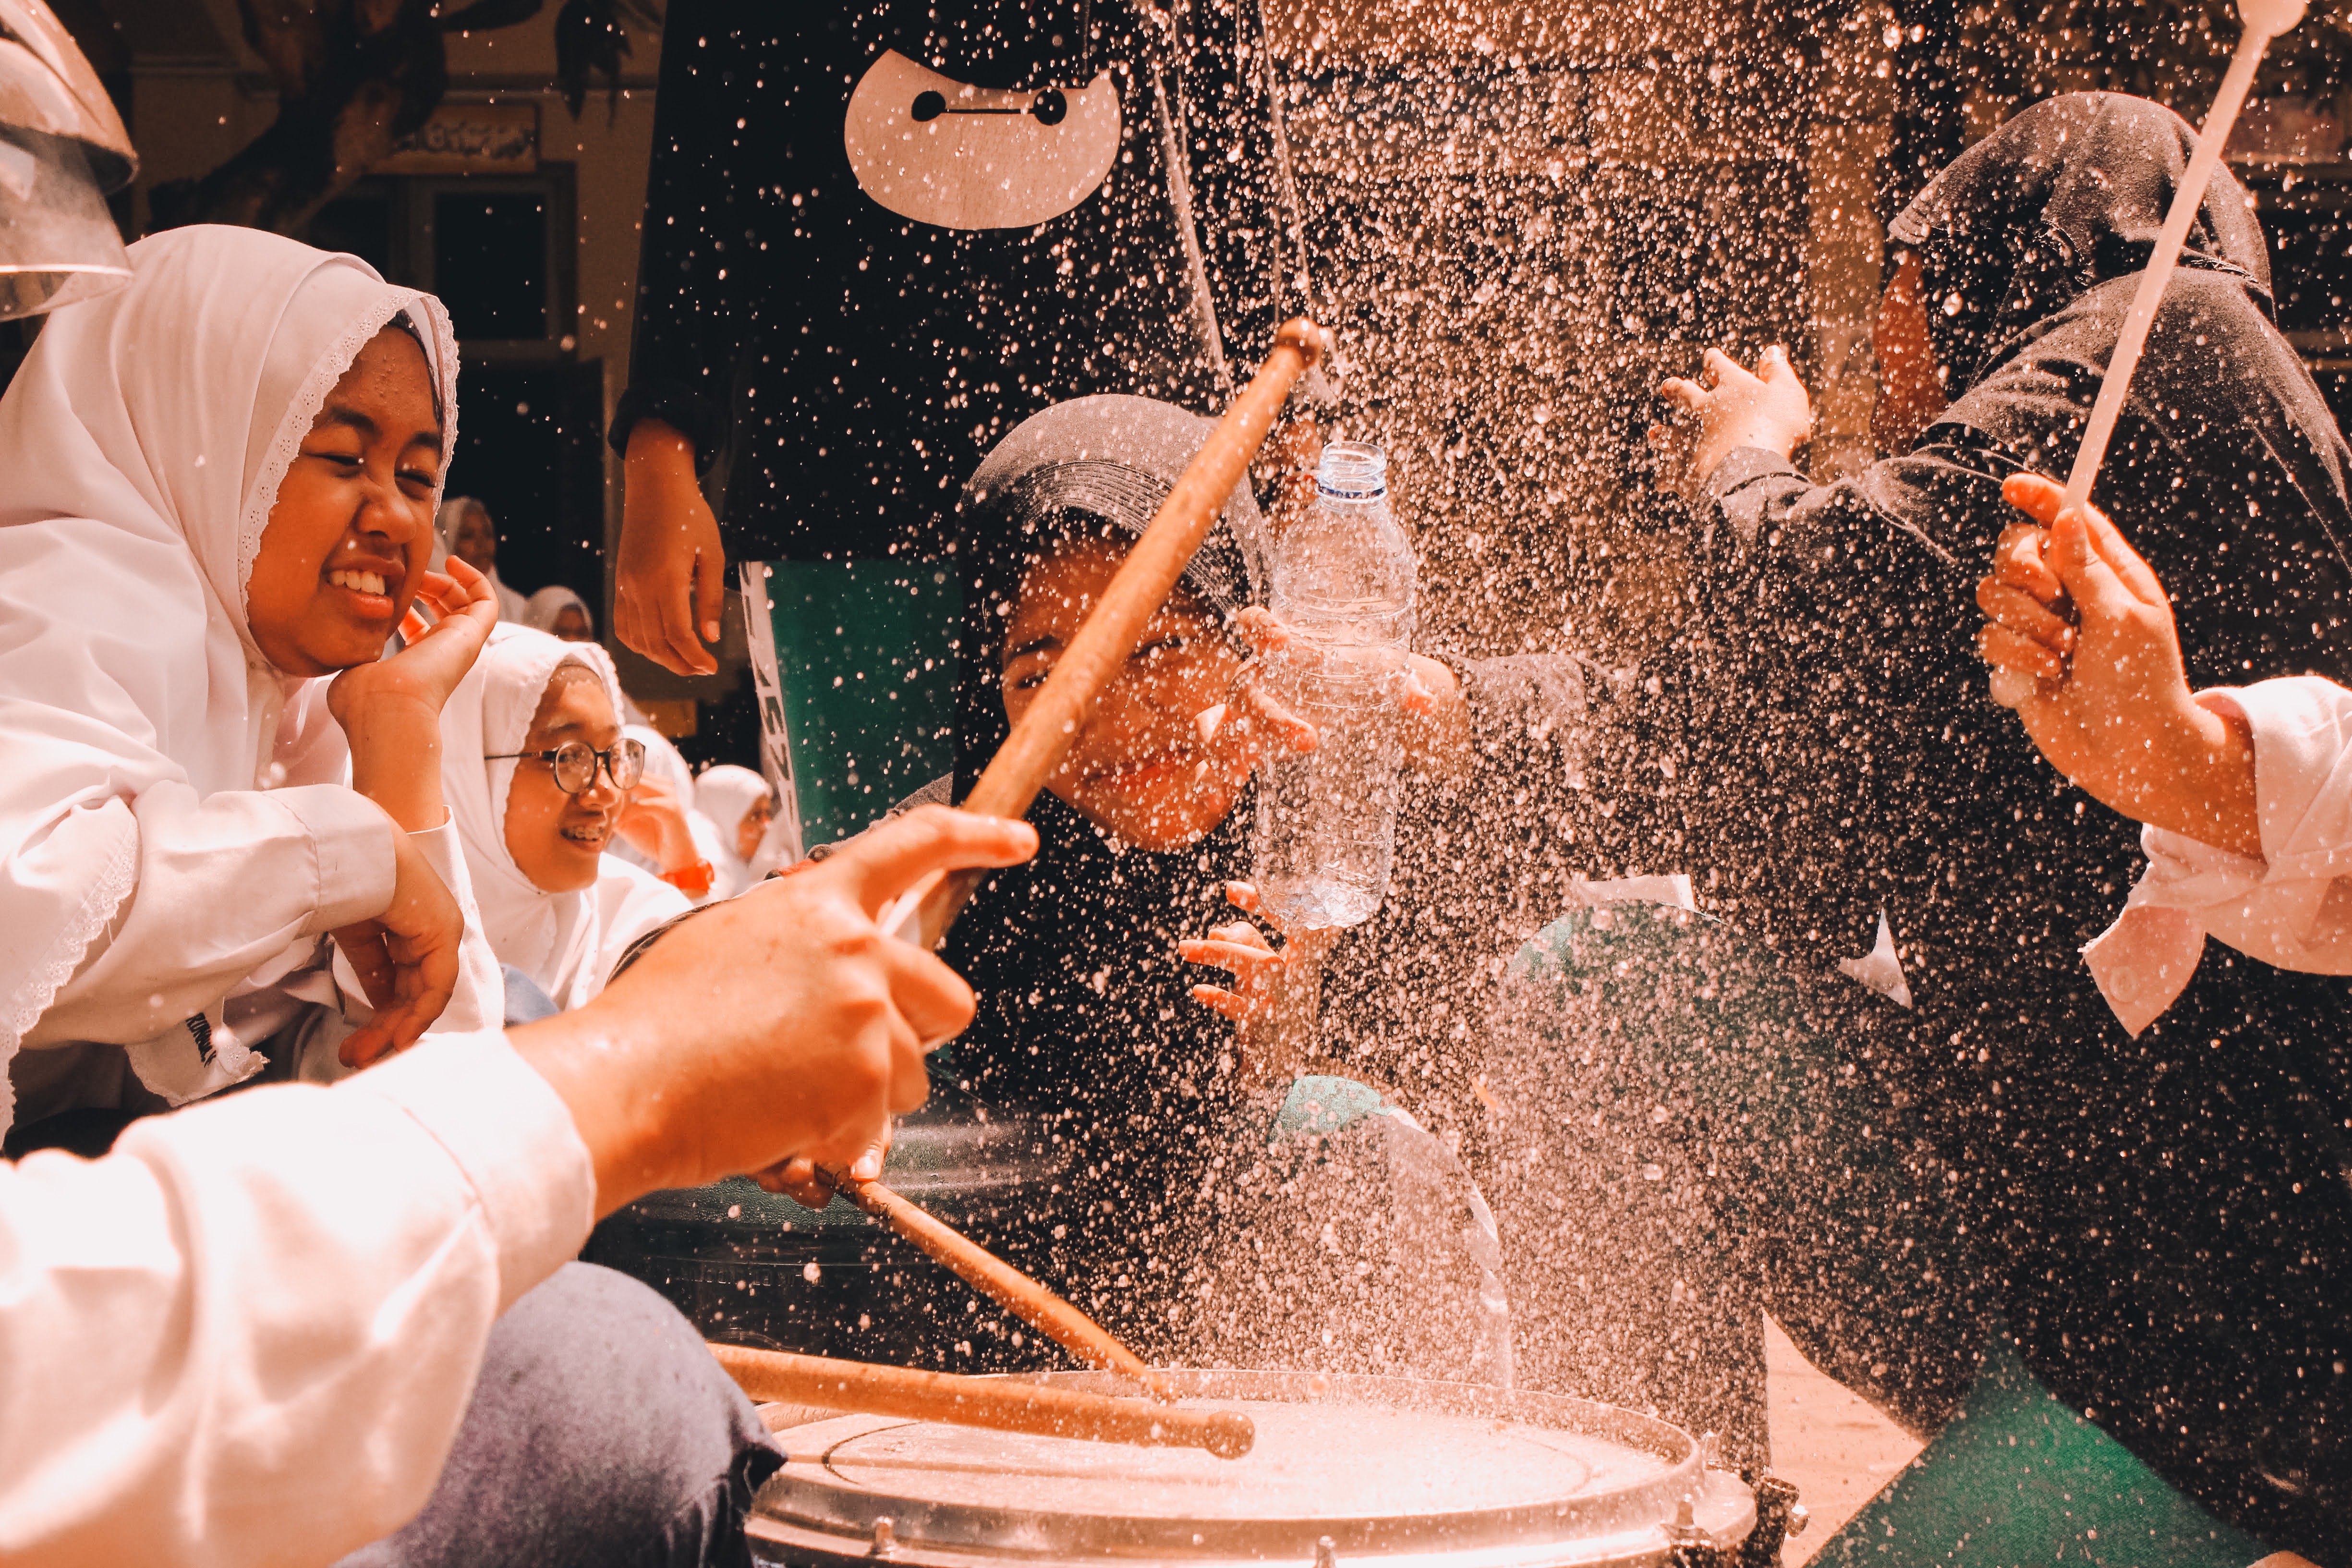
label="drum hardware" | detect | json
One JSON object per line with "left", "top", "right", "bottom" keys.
{"left": 1314, "top": 1535, "right": 1337, "bottom": 1568}
{"left": 868, "top": 1518, "right": 896, "bottom": 1558}
{"left": 1735, "top": 1472, "right": 1804, "bottom": 1568}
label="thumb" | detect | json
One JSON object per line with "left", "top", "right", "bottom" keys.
{"left": 2073, "top": 502, "right": 2170, "bottom": 608}
{"left": 2047, "top": 508, "right": 2140, "bottom": 624}
{"left": 2001, "top": 471, "right": 2066, "bottom": 528}
{"left": 695, "top": 544, "right": 728, "bottom": 649}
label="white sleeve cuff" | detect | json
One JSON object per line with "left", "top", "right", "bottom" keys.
{"left": 345, "top": 1030, "right": 596, "bottom": 1312}
{"left": 275, "top": 785, "right": 400, "bottom": 936}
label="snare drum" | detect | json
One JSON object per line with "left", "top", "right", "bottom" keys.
{"left": 749, "top": 1369, "right": 1790, "bottom": 1568}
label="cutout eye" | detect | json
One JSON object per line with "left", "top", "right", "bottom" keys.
{"left": 912, "top": 90, "right": 945, "bottom": 122}
{"left": 1030, "top": 89, "right": 1067, "bottom": 125}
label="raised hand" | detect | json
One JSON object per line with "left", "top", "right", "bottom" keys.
{"left": 617, "top": 418, "right": 727, "bottom": 677}
{"left": 1977, "top": 471, "right": 2260, "bottom": 857}
{"left": 1178, "top": 879, "right": 1340, "bottom": 1085}
{"left": 330, "top": 555, "right": 500, "bottom": 832}
{"left": 614, "top": 771, "right": 703, "bottom": 875}
{"left": 1652, "top": 345, "right": 1814, "bottom": 503}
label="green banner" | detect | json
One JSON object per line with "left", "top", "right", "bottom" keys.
{"left": 754, "top": 561, "right": 959, "bottom": 851}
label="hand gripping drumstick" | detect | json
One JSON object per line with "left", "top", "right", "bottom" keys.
{"left": 822, "top": 1171, "right": 1184, "bottom": 1401}
{"left": 710, "top": 1343, "right": 1254, "bottom": 1458}
{"left": 878, "top": 316, "right": 1333, "bottom": 948}
{"left": 1990, "top": 0, "right": 2307, "bottom": 709}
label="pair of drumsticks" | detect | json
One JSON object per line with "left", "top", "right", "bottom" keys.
{"left": 707, "top": 319, "right": 1332, "bottom": 1463}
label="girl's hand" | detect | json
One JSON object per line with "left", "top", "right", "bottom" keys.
{"left": 1178, "top": 880, "right": 1340, "bottom": 1085}
{"left": 1196, "top": 609, "right": 1469, "bottom": 785}
{"left": 1652, "top": 344, "right": 1814, "bottom": 503}
{"left": 616, "top": 772, "right": 702, "bottom": 873}
{"left": 334, "top": 827, "right": 465, "bottom": 1066}
{"left": 329, "top": 557, "right": 500, "bottom": 831}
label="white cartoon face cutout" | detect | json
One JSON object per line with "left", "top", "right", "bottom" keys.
{"left": 844, "top": 50, "right": 1120, "bottom": 231}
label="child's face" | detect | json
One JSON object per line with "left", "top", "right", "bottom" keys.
{"left": 550, "top": 604, "right": 594, "bottom": 641}
{"left": 735, "top": 793, "right": 776, "bottom": 862}
{"left": 248, "top": 328, "right": 442, "bottom": 676}
{"left": 504, "top": 667, "right": 624, "bottom": 893}
{"left": 1001, "top": 536, "right": 1246, "bottom": 851}
{"left": 452, "top": 503, "right": 498, "bottom": 573}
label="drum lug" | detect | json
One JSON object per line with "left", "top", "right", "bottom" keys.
{"left": 1734, "top": 1472, "right": 1804, "bottom": 1568}
{"left": 869, "top": 1517, "right": 897, "bottom": 1558}
{"left": 1663, "top": 1498, "right": 1725, "bottom": 1565}
{"left": 1313, "top": 1534, "right": 1338, "bottom": 1568}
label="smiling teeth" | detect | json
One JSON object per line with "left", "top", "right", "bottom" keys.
{"left": 329, "top": 570, "right": 388, "bottom": 596}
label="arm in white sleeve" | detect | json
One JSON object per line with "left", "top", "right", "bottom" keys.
{"left": 24, "top": 781, "right": 398, "bottom": 1049}
{"left": 0, "top": 1027, "right": 594, "bottom": 1568}
{"left": 2086, "top": 677, "right": 2352, "bottom": 1034}
{"left": 2142, "top": 678, "right": 2352, "bottom": 974}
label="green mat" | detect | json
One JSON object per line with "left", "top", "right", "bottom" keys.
{"left": 751, "top": 560, "right": 958, "bottom": 850}
{"left": 1817, "top": 1326, "right": 2272, "bottom": 1566}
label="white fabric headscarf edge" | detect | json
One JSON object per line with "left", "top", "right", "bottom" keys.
{"left": 441, "top": 624, "right": 632, "bottom": 1009}
{"left": 0, "top": 226, "right": 459, "bottom": 1117}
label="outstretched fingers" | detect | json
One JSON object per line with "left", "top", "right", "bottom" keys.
{"left": 828, "top": 805, "right": 1037, "bottom": 916}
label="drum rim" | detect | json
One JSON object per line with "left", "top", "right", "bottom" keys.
{"left": 750, "top": 1367, "right": 1757, "bottom": 1566}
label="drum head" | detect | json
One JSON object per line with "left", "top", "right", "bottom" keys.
{"left": 749, "top": 1369, "right": 1755, "bottom": 1568}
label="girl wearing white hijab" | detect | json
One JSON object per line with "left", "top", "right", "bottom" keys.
{"left": 444, "top": 625, "right": 691, "bottom": 1010}
{"left": 0, "top": 224, "right": 502, "bottom": 1142}
{"left": 523, "top": 583, "right": 596, "bottom": 640}
{"left": 695, "top": 764, "right": 776, "bottom": 900}
{"left": 432, "top": 495, "right": 530, "bottom": 622}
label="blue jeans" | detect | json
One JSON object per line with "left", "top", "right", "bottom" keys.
{"left": 335, "top": 1263, "right": 783, "bottom": 1567}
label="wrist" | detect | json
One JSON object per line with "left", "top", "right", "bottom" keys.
{"left": 2144, "top": 695, "right": 2262, "bottom": 858}
{"left": 509, "top": 1010, "right": 677, "bottom": 1216}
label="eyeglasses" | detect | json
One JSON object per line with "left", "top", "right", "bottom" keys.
{"left": 486, "top": 738, "right": 647, "bottom": 795}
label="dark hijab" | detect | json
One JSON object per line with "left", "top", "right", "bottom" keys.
{"left": 1889, "top": 93, "right": 2273, "bottom": 399}
{"left": 935, "top": 396, "right": 1271, "bottom": 1348}
{"left": 1691, "top": 94, "right": 2352, "bottom": 1554}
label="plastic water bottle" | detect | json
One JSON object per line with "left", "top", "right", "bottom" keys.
{"left": 1251, "top": 441, "right": 1417, "bottom": 930}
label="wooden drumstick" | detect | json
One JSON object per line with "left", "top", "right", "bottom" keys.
{"left": 827, "top": 1172, "right": 1181, "bottom": 1401}
{"left": 881, "top": 316, "right": 1331, "bottom": 950}
{"left": 711, "top": 1343, "right": 1254, "bottom": 1459}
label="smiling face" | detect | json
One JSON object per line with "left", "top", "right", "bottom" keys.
{"left": 1001, "top": 535, "right": 1245, "bottom": 851}
{"left": 247, "top": 326, "right": 442, "bottom": 676}
{"left": 504, "top": 663, "right": 624, "bottom": 893}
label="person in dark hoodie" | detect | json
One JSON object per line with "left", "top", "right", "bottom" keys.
{"left": 916, "top": 393, "right": 1515, "bottom": 1382}
{"left": 609, "top": 0, "right": 1292, "bottom": 677}
{"left": 1653, "top": 92, "right": 2352, "bottom": 1559}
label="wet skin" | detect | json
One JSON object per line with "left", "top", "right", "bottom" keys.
{"left": 1001, "top": 538, "right": 1250, "bottom": 852}
{"left": 248, "top": 328, "right": 443, "bottom": 676}
{"left": 506, "top": 666, "right": 628, "bottom": 893}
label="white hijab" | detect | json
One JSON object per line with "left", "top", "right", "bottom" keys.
{"left": 521, "top": 584, "right": 593, "bottom": 638}
{"left": 431, "top": 497, "right": 527, "bottom": 622}
{"left": 0, "top": 226, "right": 457, "bottom": 1087}
{"left": 441, "top": 624, "right": 684, "bottom": 1010}
{"left": 695, "top": 765, "right": 773, "bottom": 899}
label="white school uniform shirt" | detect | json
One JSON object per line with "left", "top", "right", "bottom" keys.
{"left": 0, "top": 225, "right": 497, "bottom": 1133}
{"left": 441, "top": 626, "right": 690, "bottom": 1011}
{"left": 0, "top": 1027, "right": 596, "bottom": 1567}
{"left": 2084, "top": 676, "right": 2352, "bottom": 1034}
